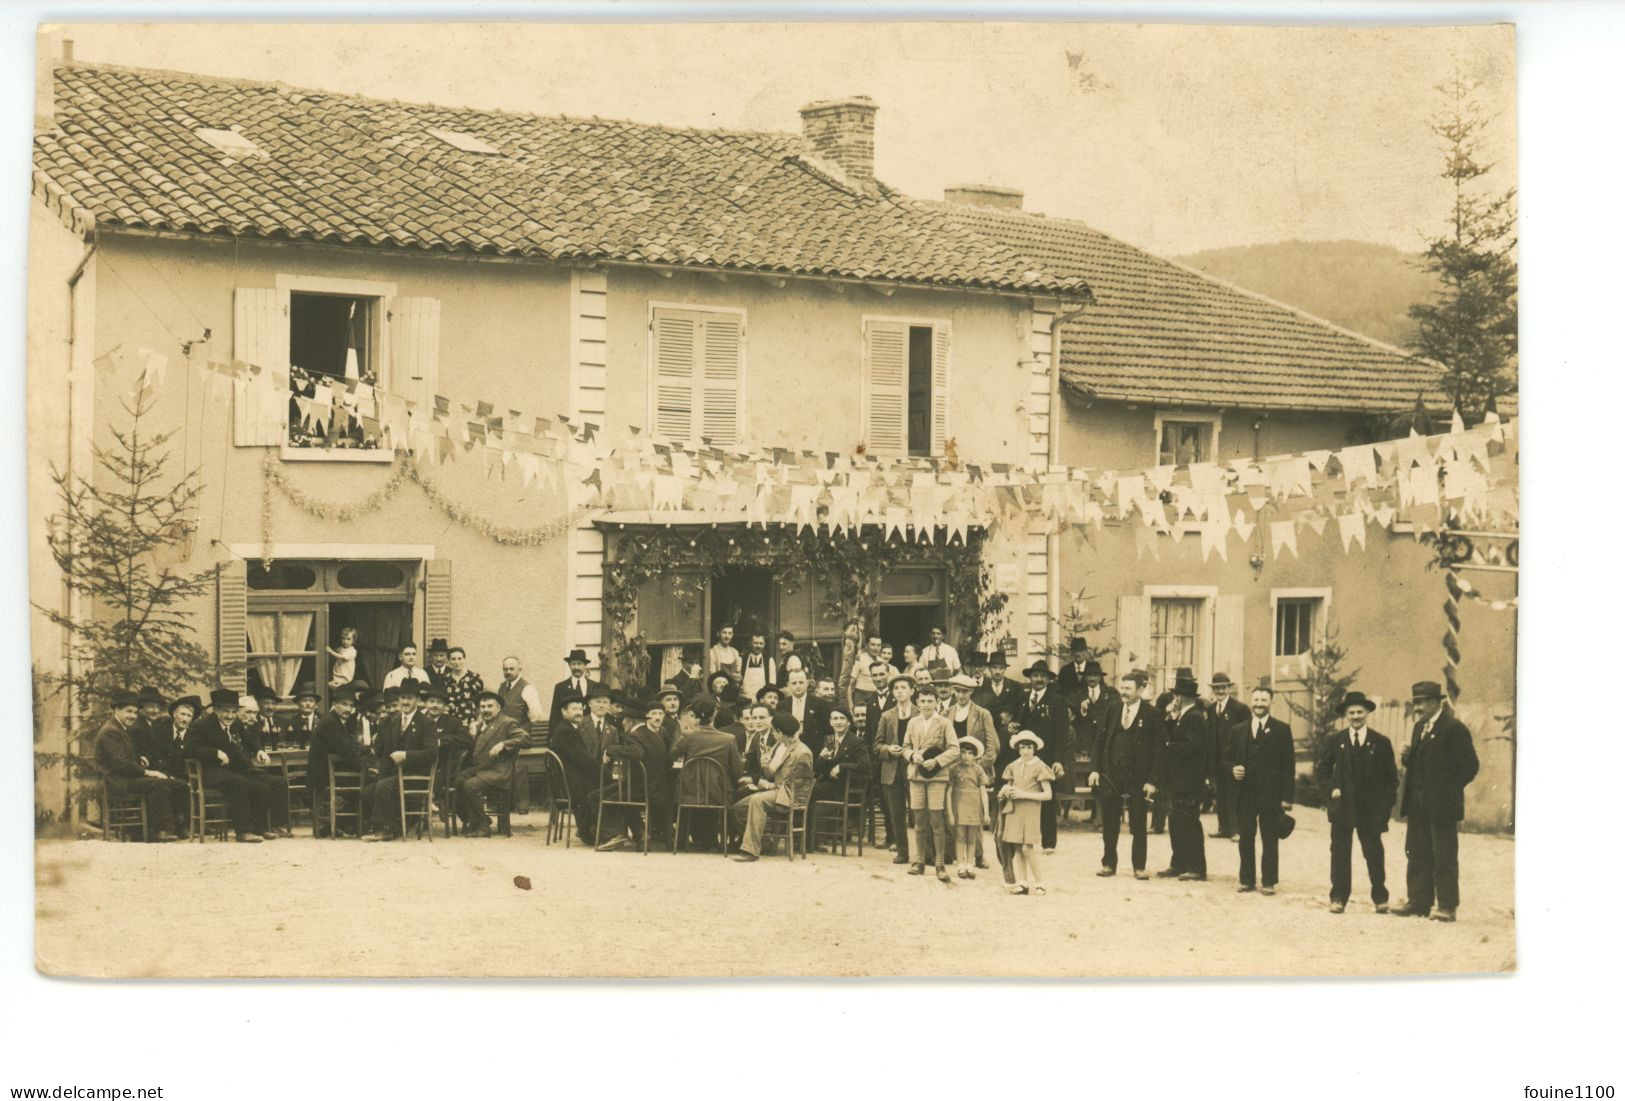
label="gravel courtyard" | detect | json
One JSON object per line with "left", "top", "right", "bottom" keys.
{"left": 35, "top": 811, "right": 1515, "bottom": 979}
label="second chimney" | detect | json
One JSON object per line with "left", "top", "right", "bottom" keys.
{"left": 798, "top": 96, "right": 878, "bottom": 186}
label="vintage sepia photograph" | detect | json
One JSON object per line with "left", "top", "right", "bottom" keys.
{"left": 27, "top": 20, "right": 1519, "bottom": 981}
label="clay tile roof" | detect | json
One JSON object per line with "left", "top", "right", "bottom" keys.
{"left": 936, "top": 201, "right": 1454, "bottom": 415}
{"left": 34, "top": 63, "right": 1090, "bottom": 297}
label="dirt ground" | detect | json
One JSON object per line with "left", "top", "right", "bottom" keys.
{"left": 34, "top": 809, "right": 1515, "bottom": 979}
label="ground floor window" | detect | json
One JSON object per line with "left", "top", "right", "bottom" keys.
{"left": 1149, "top": 596, "right": 1205, "bottom": 697}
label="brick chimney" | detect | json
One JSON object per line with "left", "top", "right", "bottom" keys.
{"left": 35, "top": 28, "right": 65, "bottom": 132}
{"left": 798, "top": 96, "right": 878, "bottom": 187}
{"left": 944, "top": 183, "right": 1024, "bottom": 210}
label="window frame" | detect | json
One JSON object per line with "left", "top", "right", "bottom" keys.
{"left": 277, "top": 273, "right": 398, "bottom": 463}
{"left": 861, "top": 314, "right": 951, "bottom": 458}
{"left": 645, "top": 301, "right": 748, "bottom": 447}
{"left": 1142, "top": 584, "right": 1218, "bottom": 695}
{"left": 1152, "top": 410, "right": 1223, "bottom": 467}
{"left": 1270, "top": 587, "right": 1332, "bottom": 672}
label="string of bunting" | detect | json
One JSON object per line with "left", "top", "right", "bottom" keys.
{"left": 111, "top": 345, "right": 1519, "bottom": 555}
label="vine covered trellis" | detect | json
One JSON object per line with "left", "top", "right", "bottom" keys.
{"left": 600, "top": 524, "right": 1004, "bottom": 692}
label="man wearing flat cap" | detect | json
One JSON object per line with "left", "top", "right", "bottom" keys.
{"left": 730, "top": 710, "right": 814, "bottom": 861}
{"left": 1316, "top": 690, "right": 1398, "bottom": 913}
{"left": 1393, "top": 681, "right": 1479, "bottom": 921}
{"left": 92, "top": 691, "right": 184, "bottom": 841}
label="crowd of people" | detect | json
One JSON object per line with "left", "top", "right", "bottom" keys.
{"left": 88, "top": 628, "right": 1482, "bottom": 919}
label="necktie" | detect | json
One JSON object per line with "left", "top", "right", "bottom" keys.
{"left": 1122, "top": 706, "right": 1133, "bottom": 730}
{"left": 1255, "top": 721, "right": 1264, "bottom": 739}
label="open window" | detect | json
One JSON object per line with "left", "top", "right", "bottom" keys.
{"left": 287, "top": 291, "right": 383, "bottom": 451}
{"left": 1154, "top": 411, "right": 1222, "bottom": 466}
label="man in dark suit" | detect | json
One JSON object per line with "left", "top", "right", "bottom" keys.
{"left": 1315, "top": 690, "right": 1398, "bottom": 914}
{"left": 1088, "top": 671, "right": 1163, "bottom": 878}
{"left": 454, "top": 690, "right": 529, "bottom": 838}
{"left": 307, "top": 684, "right": 363, "bottom": 836}
{"left": 92, "top": 691, "right": 184, "bottom": 841}
{"left": 1053, "top": 637, "right": 1094, "bottom": 701}
{"left": 278, "top": 683, "right": 322, "bottom": 750}
{"left": 547, "top": 692, "right": 599, "bottom": 844}
{"left": 1394, "top": 680, "right": 1480, "bottom": 922}
{"left": 183, "top": 687, "right": 287, "bottom": 842}
{"left": 599, "top": 693, "right": 672, "bottom": 852}
{"left": 971, "top": 651, "right": 1021, "bottom": 718}
{"left": 1151, "top": 667, "right": 1202, "bottom": 834}
{"left": 670, "top": 695, "right": 744, "bottom": 851}
{"left": 1152, "top": 672, "right": 1208, "bottom": 880}
{"left": 1018, "top": 660, "right": 1072, "bottom": 853}
{"left": 548, "top": 649, "right": 601, "bottom": 733}
{"left": 363, "top": 683, "right": 441, "bottom": 840}
{"left": 812, "top": 704, "right": 870, "bottom": 804}
{"left": 1206, "top": 673, "right": 1250, "bottom": 840}
{"left": 1223, "top": 686, "right": 1295, "bottom": 894}
{"left": 777, "top": 668, "right": 830, "bottom": 759}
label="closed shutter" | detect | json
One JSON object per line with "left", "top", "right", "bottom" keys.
{"left": 930, "top": 324, "right": 951, "bottom": 457}
{"left": 422, "top": 559, "right": 452, "bottom": 646}
{"left": 864, "top": 320, "right": 907, "bottom": 454}
{"left": 700, "top": 313, "right": 742, "bottom": 445}
{"left": 217, "top": 565, "right": 248, "bottom": 690}
{"left": 389, "top": 297, "right": 441, "bottom": 407}
{"left": 1114, "top": 594, "right": 1148, "bottom": 680}
{"left": 232, "top": 287, "right": 290, "bottom": 446}
{"left": 1213, "top": 594, "right": 1245, "bottom": 688}
{"left": 652, "top": 311, "right": 697, "bottom": 442}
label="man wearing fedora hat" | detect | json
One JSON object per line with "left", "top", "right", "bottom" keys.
{"left": 278, "top": 683, "right": 322, "bottom": 750}
{"left": 130, "top": 685, "right": 167, "bottom": 742}
{"left": 92, "top": 691, "right": 184, "bottom": 841}
{"left": 183, "top": 687, "right": 284, "bottom": 842}
{"left": 455, "top": 689, "right": 530, "bottom": 838}
{"left": 424, "top": 638, "right": 452, "bottom": 687}
{"left": 1315, "top": 690, "right": 1398, "bottom": 913}
{"left": 1207, "top": 673, "right": 1250, "bottom": 840}
{"left": 1393, "top": 681, "right": 1479, "bottom": 922}
{"left": 363, "top": 682, "right": 440, "bottom": 841}
{"left": 308, "top": 683, "right": 365, "bottom": 837}
{"left": 972, "top": 650, "right": 1019, "bottom": 718}
{"left": 1019, "top": 660, "right": 1072, "bottom": 853}
{"left": 548, "top": 650, "right": 599, "bottom": 734}
{"left": 1054, "top": 637, "right": 1094, "bottom": 701}
{"left": 1223, "top": 685, "right": 1295, "bottom": 894}
{"left": 1152, "top": 671, "right": 1209, "bottom": 880}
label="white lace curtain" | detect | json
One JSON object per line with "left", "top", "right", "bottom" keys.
{"left": 247, "top": 611, "right": 315, "bottom": 697}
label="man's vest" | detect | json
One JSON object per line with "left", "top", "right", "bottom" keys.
{"left": 498, "top": 676, "right": 532, "bottom": 724}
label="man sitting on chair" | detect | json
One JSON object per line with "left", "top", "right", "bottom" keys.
{"left": 730, "top": 712, "right": 814, "bottom": 862}
{"left": 454, "top": 690, "right": 528, "bottom": 838}
{"left": 363, "top": 683, "right": 441, "bottom": 841}
{"left": 597, "top": 694, "right": 673, "bottom": 852}
{"left": 671, "top": 696, "right": 744, "bottom": 852}
{"left": 308, "top": 684, "right": 364, "bottom": 837}
{"left": 93, "top": 690, "right": 184, "bottom": 842}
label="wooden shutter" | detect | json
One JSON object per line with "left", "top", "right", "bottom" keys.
{"left": 389, "top": 297, "right": 441, "bottom": 407}
{"left": 232, "top": 287, "right": 290, "bottom": 446}
{"left": 930, "top": 324, "right": 951, "bottom": 457}
{"left": 864, "top": 320, "right": 907, "bottom": 454}
{"left": 217, "top": 564, "right": 248, "bottom": 691}
{"left": 1213, "top": 594, "right": 1245, "bottom": 688}
{"left": 1114, "top": 594, "right": 1148, "bottom": 679}
{"left": 652, "top": 310, "right": 697, "bottom": 442}
{"left": 422, "top": 559, "right": 452, "bottom": 646}
{"left": 699, "top": 312, "right": 742, "bottom": 445}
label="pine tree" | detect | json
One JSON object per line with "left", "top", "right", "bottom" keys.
{"left": 35, "top": 388, "right": 222, "bottom": 826}
{"left": 1284, "top": 623, "right": 1360, "bottom": 768}
{"left": 1408, "top": 69, "right": 1518, "bottom": 425}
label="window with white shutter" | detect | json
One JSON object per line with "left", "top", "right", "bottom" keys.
{"left": 863, "top": 318, "right": 950, "bottom": 457}
{"left": 649, "top": 306, "right": 744, "bottom": 446}
{"left": 232, "top": 287, "right": 291, "bottom": 447}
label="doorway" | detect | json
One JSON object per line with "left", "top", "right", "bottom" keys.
{"left": 878, "top": 605, "right": 941, "bottom": 668}
{"left": 711, "top": 566, "right": 773, "bottom": 645}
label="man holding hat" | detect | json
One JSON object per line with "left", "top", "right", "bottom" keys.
{"left": 363, "top": 682, "right": 440, "bottom": 840}
{"left": 183, "top": 688, "right": 283, "bottom": 842}
{"left": 1207, "top": 673, "right": 1250, "bottom": 840}
{"left": 1019, "top": 660, "right": 1072, "bottom": 853}
{"left": 1152, "top": 671, "right": 1208, "bottom": 880}
{"left": 1222, "top": 686, "right": 1295, "bottom": 894}
{"left": 730, "top": 710, "right": 815, "bottom": 861}
{"left": 92, "top": 691, "right": 184, "bottom": 841}
{"left": 903, "top": 682, "right": 960, "bottom": 881}
{"left": 309, "top": 684, "right": 365, "bottom": 836}
{"left": 454, "top": 689, "right": 529, "bottom": 838}
{"left": 1315, "top": 690, "right": 1398, "bottom": 913}
{"left": 1393, "top": 681, "right": 1479, "bottom": 921}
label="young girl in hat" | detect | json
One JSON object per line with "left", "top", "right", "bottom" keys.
{"left": 998, "top": 731, "right": 1055, "bottom": 895}
{"left": 949, "top": 735, "right": 990, "bottom": 879}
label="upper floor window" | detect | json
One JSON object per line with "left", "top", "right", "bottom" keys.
{"left": 1154, "top": 411, "right": 1222, "bottom": 466}
{"left": 649, "top": 305, "right": 744, "bottom": 446}
{"left": 864, "top": 318, "right": 949, "bottom": 457}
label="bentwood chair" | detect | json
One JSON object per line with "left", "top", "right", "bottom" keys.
{"left": 397, "top": 759, "right": 438, "bottom": 841}
{"left": 327, "top": 759, "right": 367, "bottom": 840}
{"left": 537, "top": 749, "right": 575, "bottom": 847}
{"left": 671, "top": 757, "right": 730, "bottom": 857}
{"left": 438, "top": 748, "right": 466, "bottom": 837}
{"left": 761, "top": 797, "right": 810, "bottom": 861}
{"left": 184, "top": 760, "right": 231, "bottom": 842}
{"left": 810, "top": 772, "right": 869, "bottom": 856}
{"left": 594, "top": 756, "right": 651, "bottom": 854}
{"left": 280, "top": 752, "right": 312, "bottom": 833}
{"left": 100, "top": 781, "right": 150, "bottom": 842}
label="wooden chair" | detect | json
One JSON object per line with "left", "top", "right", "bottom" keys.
{"left": 536, "top": 749, "right": 575, "bottom": 847}
{"left": 594, "top": 756, "right": 651, "bottom": 854}
{"left": 760, "top": 798, "right": 810, "bottom": 861}
{"left": 184, "top": 760, "right": 230, "bottom": 843}
{"left": 810, "top": 772, "right": 869, "bottom": 856}
{"left": 397, "top": 759, "right": 438, "bottom": 841}
{"left": 327, "top": 759, "right": 367, "bottom": 839}
{"left": 671, "top": 756, "right": 730, "bottom": 857}
{"left": 279, "top": 752, "right": 312, "bottom": 833}
{"left": 438, "top": 747, "right": 466, "bottom": 838}
{"left": 99, "top": 780, "right": 150, "bottom": 842}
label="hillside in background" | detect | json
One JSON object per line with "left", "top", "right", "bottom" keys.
{"left": 1172, "top": 240, "right": 1440, "bottom": 349}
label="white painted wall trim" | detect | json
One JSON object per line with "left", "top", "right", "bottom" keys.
{"left": 1151, "top": 409, "right": 1224, "bottom": 465}
{"left": 225, "top": 543, "right": 437, "bottom": 560}
{"left": 568, "top": 268, "right": 610, "bottom": 673}
{"left": 274, "top": 273, "right": 399, "bottom": 298}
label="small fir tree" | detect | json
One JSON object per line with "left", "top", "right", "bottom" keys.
{"left": 1283, "top": 623, "right": 1361, "bottom": 766}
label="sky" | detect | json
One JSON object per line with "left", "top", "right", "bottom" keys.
{"left": 46, "top": 21, "right": 1516, "bottom": 258}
